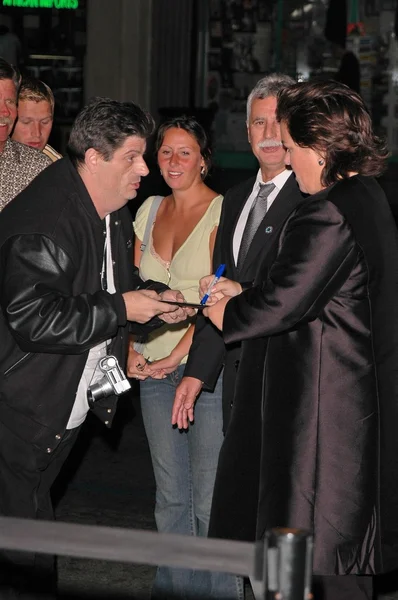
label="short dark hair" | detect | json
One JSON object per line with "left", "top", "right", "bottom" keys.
{"left": 155, "top": 116, "right": 212, "bottom": 178}
{"left": 276, "top": 80, "right": 389, "bottom": 185}
{"left": 18, "top": 76, "right": 54, "bottom": 112}
{"left": 0, "top": 57, "right": 20, "bottom": 90}
{"left": 67, "top": 97, "right": 155, "bottom": 168}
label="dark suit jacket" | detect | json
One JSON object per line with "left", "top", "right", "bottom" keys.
{"left": 185, "top": 172, "right": 303, "bottom": 428}
{"left": 184, "top": 172, "right": 303, "bottom": 545}
{"left": 216, "top": 175, "right": 398, "bottom": 575}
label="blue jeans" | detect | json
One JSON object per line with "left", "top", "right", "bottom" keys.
{"left": 140, "top": 364, "right": 243, "bottom": 599}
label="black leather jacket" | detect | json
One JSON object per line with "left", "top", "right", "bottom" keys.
{"left": 0, "top": 158, "right": 166, "bottom": 453}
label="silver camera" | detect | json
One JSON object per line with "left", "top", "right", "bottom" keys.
{"left": 87, "top": 355, "right": 131, "bottom": 406}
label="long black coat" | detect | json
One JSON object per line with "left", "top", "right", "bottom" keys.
{"left": 215, "top": 175, "right": 398, "bottom": 575}
{"left": 185, "top": 173, "right": 303, "bottom": 542}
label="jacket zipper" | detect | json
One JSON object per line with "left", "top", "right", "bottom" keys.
{"left": 4, "top": 353, "right": 32, "bottom": 376}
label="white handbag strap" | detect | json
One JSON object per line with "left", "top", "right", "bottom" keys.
{"left": 134, "top": 195, "right": 164, "bottom": 353}
{"left": 140, "top": 195, "right": 164, "bottom": 252}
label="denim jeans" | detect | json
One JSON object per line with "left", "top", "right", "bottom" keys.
{"left": 140, "top": 364, "right": 243, "bottom": 600}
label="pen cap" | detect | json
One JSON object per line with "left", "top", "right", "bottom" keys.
{"left": 214, "top": 264, "right": 226, "bottom": 278}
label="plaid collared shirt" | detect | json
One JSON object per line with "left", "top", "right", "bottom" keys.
{"left": 0, "top": 138, "right": 52, "bottom": 212}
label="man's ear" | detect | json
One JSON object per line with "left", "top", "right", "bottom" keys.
{"left": 247, "top": 123, "right": 251, "bottom": 145}
{"left": 85, "top": 148, "right": 100, "bottom": 174}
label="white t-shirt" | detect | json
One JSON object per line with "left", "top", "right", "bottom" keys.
{"left": 67, "top": 215, "right": 116, "bottom": 429}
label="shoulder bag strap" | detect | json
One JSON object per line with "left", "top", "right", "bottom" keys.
{"left": 140, "top": 195, "right": 164, "bottom": 252}
{"left": 134, "top": 195, "right": 164, "bottom": 353}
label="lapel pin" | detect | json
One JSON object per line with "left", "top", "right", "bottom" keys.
{"left": 265, "top": 226, "right": 273, "bottom": 234}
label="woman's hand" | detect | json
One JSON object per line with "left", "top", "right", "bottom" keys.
{"left": 146, "top": 352, "right": 182, "bottom": 380}
{"left": 199, "top": 275, "right": 242, "bottom": 306}
{"left": 203, "top": 296, "right": 231, "bottom": 331}
{"left": 127, "top": 345, "right": 151, "bottom": 381}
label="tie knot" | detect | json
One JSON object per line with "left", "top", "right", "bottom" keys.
{"left": 258, "top": 182, "right": 275, "bottom": 200}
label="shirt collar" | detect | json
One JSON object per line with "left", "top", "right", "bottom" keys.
{"left": 255, "top": 168, "right": 292, "bottom": 192}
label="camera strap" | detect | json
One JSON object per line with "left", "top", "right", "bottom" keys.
{"left": 100, "top": 215, "right": 116, "bottom": 353}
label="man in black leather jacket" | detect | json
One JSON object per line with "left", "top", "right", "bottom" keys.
{"left": 0, "top": 97, "right": 191, "bottom": 597}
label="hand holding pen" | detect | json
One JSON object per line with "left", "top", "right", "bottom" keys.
{"left": 199, "top": 265, "right": 243, "bottom": 306}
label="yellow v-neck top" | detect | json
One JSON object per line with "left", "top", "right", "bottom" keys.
{"left": 133, "top": 194, "right": 223, "bottom": 362}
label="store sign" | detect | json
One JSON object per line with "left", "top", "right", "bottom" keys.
{"left": 2, "top": 0, "right": 79, "bottom": 8}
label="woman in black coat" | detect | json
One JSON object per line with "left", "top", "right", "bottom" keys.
{"left": 203, "top": 81, "right": 398, "bottom": 599}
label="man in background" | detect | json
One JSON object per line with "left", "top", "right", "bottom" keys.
{"left": 333, "top": 42, "right": 361, "bottom": 94}
{"left": 0, "top": 58, "right": 51, "bottom": 211}
{"left": 12, "top": 75, "right": 62, "bottom": 161}
{"left": 174, "top": 73, "right": 301, "bottom": 433}
{"left": 172, "top": 75, "right": 303, "bottom": 599}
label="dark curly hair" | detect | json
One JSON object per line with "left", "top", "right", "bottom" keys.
{"left": 67, "top": 97, "right": 154, "bottom": 168}
{"left": 276, "top": 80, "right": 389, "bottom": 186}
{"left": 155, "top": 116, "right": 212, "bottom": 178}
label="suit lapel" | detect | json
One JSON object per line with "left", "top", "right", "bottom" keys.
{"left": 239, "top": 174, "right": 303, "bottom": 276}
{"left": 221, "top": 177, "right": 256, "bottom": 280}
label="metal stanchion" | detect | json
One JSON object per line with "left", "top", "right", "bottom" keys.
{"left": 0, "top": 518, "right": 313, "bottom": 599}
{"left": 253, "top": 528, "right": 313, "bottom": 600}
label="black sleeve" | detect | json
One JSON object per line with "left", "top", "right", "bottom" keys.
{"left": 183, "top": 312, "right": 225, "bottom": 390}
{"left": 129, "top": 266, "right": 170, "bottom": 336}
{"left": 224, "top": 200, "right": 358, "bottom": 343}
{"left": 131, "top": 265, "right": 168, "bottom": 295}
{"left": 1, "top": 234, "right": 125, "bottom": 354}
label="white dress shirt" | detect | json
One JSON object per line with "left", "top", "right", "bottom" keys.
{"left": 233, "top": 169, "right": 292, "bottom": 264}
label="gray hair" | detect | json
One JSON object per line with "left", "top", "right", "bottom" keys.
{"left": 246, "top": 73, "right": 296, "bottom": 122}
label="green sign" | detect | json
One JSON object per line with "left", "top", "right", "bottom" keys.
{"left": 2, "top": 0, "right": 79, "bottom": 8}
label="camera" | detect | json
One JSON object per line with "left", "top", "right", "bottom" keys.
{"left": 87, "top": 355, "right": 131, "bottom": 406}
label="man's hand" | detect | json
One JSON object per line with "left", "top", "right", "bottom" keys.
{"left": 123, "top": 289, "right": 178, "bottom": 324}
{"left": 203, "top": 296, "right": 231, "bottom": 331}
{"left": 199, "top": 275, "right": 242, "bottom": 306}
{"left": 159, "top": 290, "right": 196, "bottom": 323}
{"left": 172, "top": 376, "right": 203, "bottom": 429}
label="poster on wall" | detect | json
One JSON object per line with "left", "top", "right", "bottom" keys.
{"left": 206, "top": 0, "right": 273, "bottom": 151}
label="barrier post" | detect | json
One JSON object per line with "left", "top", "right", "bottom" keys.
{"left": 253, "top": 528, "right": 313, "bottom": 600}
{"left": 266, "top": 528, "right": 313, "bottom": 599}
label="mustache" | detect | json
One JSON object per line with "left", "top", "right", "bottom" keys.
{"left": 258, "top": 140, "right": 283, "bottom": 148}
{"left": 0, "top": 118, "right": 12, "bottom": 126}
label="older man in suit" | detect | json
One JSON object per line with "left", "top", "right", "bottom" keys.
{"left": 172, "top": 74, "right": 304, "bottom": 552}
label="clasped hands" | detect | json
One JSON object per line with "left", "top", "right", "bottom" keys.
{"left": 125, "top": 287, "right": 194, "bottom": 381}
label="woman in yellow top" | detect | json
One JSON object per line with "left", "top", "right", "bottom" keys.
{"left": 127, "top": 117, "right": 242, "bottom": 600}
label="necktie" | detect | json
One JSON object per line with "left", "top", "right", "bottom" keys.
{"left": 237, "top": 182, "right": 275, "bottom": 271}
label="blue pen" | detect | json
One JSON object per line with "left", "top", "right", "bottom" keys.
{"left": 200, "top": 264, "right": 226, "bottom": 305}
